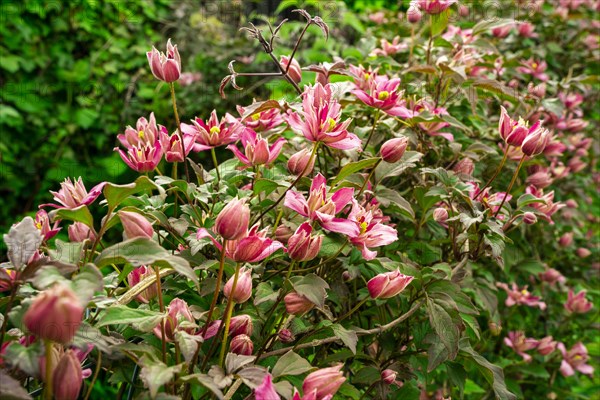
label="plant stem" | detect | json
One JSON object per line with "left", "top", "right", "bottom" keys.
{"left": 361, "top": 109, "right": 381, "bottom": 155}
{"left": 83, "top": 350, "right": 102, "bottom": 400}
{"left": 210, "top": 147, "right": 221, "bottom": 183}
{"left": 251, "top": 142, "right": 319, "bottom": 225}
{"left": 154, "top": 266, "right": 167, "bottom": 363}
{"left": 476, "top": 146, "right": 510, "bottom": 200}
{"left": 201, "top": 240, "right": 228, "bottom": 337}
{"left": 336, "top": 297, "right": 369, "bottom": 323}
{"left": 357, "top": 158, "right": 382, "bottom": 197}
{"left": 494, "top": 154, "right": 526, "bottom": 218}
{"left": 218, "top": 263, "right": 241, "bottom": 367}
{"left": 426, "top": 15, "right": 434, "bottom": 65}
{"left": 170, "top": 82, "right": 190, "bottom": 182}
{"left": 44, "top": 340, "right": 53, "bottom": 400}
{"left": 0, "top": 282, "right": 19, "bottom": 349}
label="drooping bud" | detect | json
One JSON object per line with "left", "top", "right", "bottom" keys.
{"left": 224, "top": 267, "right": 253, "bottom": 304}
{"left": 52, "top": 350, "right": 83, "bottom": 400}
{"left": 522, "top": 212, "right": 538, "bottom": 225}
{"left": 380, "top": 136, "right": 409, "bottom": 163}
{"left": 287, "top": 148, "right": 315, "bottom": 177}
{"left": 119, "top": 211, "right": 153, "bottom": 240}
{"left": 302, "top": 364, "right": 346, "bottom": 400}
{"left": 367, "top": 270, "right": 414, "bottom": 299}
{"left": 284, "top": 291, "right": 315, "bottom": 315}
{"left": 230, "top": 334, "right": 253, "bottom": 355}
{"left": 214, "top": 198, "right": 250, "bottom": 240}
{"left": 278, "top": 329, "right": 295, "bottom": 343}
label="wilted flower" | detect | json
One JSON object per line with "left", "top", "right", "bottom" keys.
{"left": 287, "top": 223, "right": 323, "bottom": 262}
{"left": 127, "top": 266, "right": 158, "bottom": 303}
{"left": 564, "top": 289, "right": 593, "bottom": 314}
{"left": 558, "top": 342, "right": 594, "bottom": 377}
{"left": 119, "top": 211, "right": 153, "bottom": 240}
{"left": 496, "top": 282, "right": 546, "bottom": 309}
{"left": 504, "top": 331, "right": 538, "bottom": 362}
{"left": 153, "top": 298, "right": 195, "bottom": 342}
{"left": 286, "top": 83, "right": 361, "bottom": 150}
{"left": 41, "top": 178, "right": 106, "bottom": 210}
{"left": 353, "top": 76, "right": 414, "bottom": 118}
{"left": 227, "top": 129, "right": 286, "bottom": 169}
{"left": 224, "top": 266, "right": 253, "bottom": 304}
{"left": 230, "top": 334, "right": 253, "bottom": 355}
{"left": 182, "top": 110, "right": 244, "bottom": 152}
{"left": 214, "top": 198, "right": 250, "bottom": 241}
{"left": 302, "top": 364, "right": 346, "bottom": 400}
{"left": 280, "top": 56, "right": 302, "bottom": 83}
{"left": 346, "top": 200, "right": 398, "bottom": 260}
{"left": 537, "top": 336, "right": 557, "bottom": 356}
{"left": 23, "top": 284, "right": 84, "bottom": 344}
{"left": 53, "top": 350, "right": 83, "bottom": 400}
{"left": 147, "top": 38, "right": 181, "bottom": 82}
{"left": 367, "top": 270, "right": 414, "bottom": 299}
{"left": 380, "top": 137, "right": 409, "bottom": 163}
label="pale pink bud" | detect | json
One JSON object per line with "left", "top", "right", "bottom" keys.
{"left": 433, "top": 207, "right": 448, "bottom": 224}
{"left": 287, "top": 148, "right": 315, "bottom": 177}
{"left": 538, "top": 268, "right": 565, "bottom": 286}
{"left": 230, "top": 334, "right": 253, "bottom": 355}
{"left": 280, "top": 56, "right": 302, "bottom": 84}
{"left": 127, "top": 266, "right": 158, "bottom": 303}
{"left": 146, "top": 39, "right": 181, "bottom": 83}
{"left": 407, "top": 5, "right": 422, "bottom": 23}
{"left": 558, "top": 232, "right": 574, "bottom": 247}
{"left": 367, "top": 270, "right": 414, "bottom": 299}
{"left": 492, "top": 25, "right": 512, "bottom": 38}
{"left": 224, "top": 267, "right": 253, "bottom": 303}
{"left": 229, "top": 314, "right": 253, "bottom": 337}
{"left": 214, "top": 198, "right": 250, "bottom": 240}
{"left": 275, "top": 224, "right": 294, "bottom": 244}
{"left": 23, "top": 284, "right": 84, "bottom": 344}
{"left": 576, "top": 248, "right": 591, "bottom": 258}
{"left": 380, "top": 136, "right": 409, "bottom": 163}
{"left": 287, "top": 223, "right": 323, "bottom": 262}
{"left": 278, "top": 328, "right": 295, "bottom": 343}
{"left": 453, "top": 158, "right": 474, "bottom": 175}
{"left": 537, "top": 336, "right": 557, "bottom": 356}
{"left": 68, "top": 222, "right": 96, "bottom": 242}
{"left": 284, "top": 291, "right": 315, "bottom": 315}
{"left": 153, "top": 298, "right": 194, "bottom": 341}
{"left": 458, "top": 4, "right": 469, "bottom": 16}
{"left": 528, "top": 82, "right": 546, "bottom": 98}
{"left": 381, "top": 369, "right": 397, "bottom": 385}
{"left": 521, "top": 124, "right": 551, "bottom": 156}
{"left": 565, "top": 289, "right": 593, "bottom": 313}
{"left": 119, "top": 211, "right": 153, "bottom": 239}
{"left": 302, "top": 364, "right": 346, "bottom": 400}
{"left": 52, "top": 350, "right": 83, "bottom": 400}
{"left": 565, "top": 199, "right": 578, "bottom": 208}
{"left": 522, "top": 212, "right": 537, "bottom": 225}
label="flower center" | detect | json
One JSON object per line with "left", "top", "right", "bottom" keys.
{"left": 210, "top": 126, "right": 221, "bottom": 135}
{"left": 327, "top": 117, "right": 336, "bottom": 131}
{"left": 364, "top": 73, "right": 370, "bottom": 80}
{"left": 532, "top": 62, "right": 538, "bottom": 69}
{"left": 138, "top": 130, "right": 145, "bottom": 139}
{"left": 35, "top": 222, "right": 42, "bottom": 230}
{"left": 378, "top": 91, "right": 390, "bottom": 100}
{"left": 251, "top": 113, "right": 261, "bottom": 121}
{"left": 360, "top": 221, "right": 368, "bottom": 234}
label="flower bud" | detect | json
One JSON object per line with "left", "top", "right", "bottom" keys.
{"left": 565, "top": 199, "right": 578, "bottom": 208}
{"left": 52, "top": 350, "right": 83, "bottom": 400}
{"left": 68, "top": 222, "right": 96, "bottom": 243}
{"left": 558, "top": 232, "right": 574, "bottom": 247}
{"left": 287, "top": 223, "right": 323, "bottom": 262}
{"left": 488, "top": 321, "right": 502, "bottom": 336}
{"left": 147, "top": 39, "right": 181, "bottom": 83}
{"left": 278, "top": 329, "right": 295, "bottom": 343}
{"left": 521, "top": 124, "right": 551, "bottom": 156}
{"left": 565, "top": 289, "right": 593, "bottom": 314}
{"left": 127, "top": 266, "right": 158, "bottom": 303}
{"left": 458, "top": 4, "right": 469, "bottom": 16}
{"left": 576, "top": 248, "right": 591, "bottom": 258}
{"left": 528, "top": 82, "right": 546, "bottom": 98}
{"left": 24, "top": 284, "right": 84, "bottom": 344}
{"left": 407, "top": 5, "right": 422, "bottom": 23}
{"left": 368, "top": 270, "right": 414, "bottom": 299}
{"left": 153, "top": 298, "right": 195, "bottom": 341}
{"left": 215, "top": 198, "right": 250, "bottom": 240}
{"left": 453, "top": 158, "right": 474, "bottom": 176}
{"left": 229, "top": 314, "right": 253, "bottom": 337}
{"left": 537, "top": 336, "right": 557, "bottom": 356}
{"left": 119, "top": 211, "right": 153, "bottom": 240}
{"left": 380, "top": 137, "right": 409, "bottom": 163}
{"left": 522, "top": 212, "right": 537, "bottom": 225}
{"left": 275, "top": 224, "right": 294, "bottom": 244}
{"left": 39, "top": 344, "right": 61, "bottom": 382}
{"left": 230, "top": 334, "right": 253, "bottom": 355}
{"left": 224, "top": 267, "right": 253, "bottom": 303}
{"left": 302, "top": 364, "right": 346, "bottom": 400}
{"left": 280, "top": 56, "right": 302, "bottom": 84}
{"left": 433, "top": 207, "right": 448, "bottom": 224}
{"left": 287, "top": 148, "right": 315, "bottom": 177}
{"left": 284, "top": 291, "right": 315, "bottom": 315}
{"left": 381, "top": 369, "right": 397, "bottom": 385}
{"left": 342, "top": 271, "right": 352, "bottom": 282}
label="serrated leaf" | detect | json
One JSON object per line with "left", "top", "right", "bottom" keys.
{"left": 272, "top": 351, "right": 313, "bottom": 378}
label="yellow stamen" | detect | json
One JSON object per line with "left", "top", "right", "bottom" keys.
{"left": 251, "top": 113, "right": 260, "bottom": 121}
{"left": 210, "top": 126, "right": 221, "bottom": 135}
{"left": 364, "top": 73, "right": 370, "bottom": 80}
{"left": 35, "top": 222, "right": 42, "bottom": 230}
{"left": 532, "top": 62, "right": 538, "bottom": 69}
{"left": 521, "top": 290, "right": 529, "bottom": 295}
{"left": 138, "top": 130, "right": 145, "bottom": 139}
{"left": 360, "top": 221, "right": 368, "bottom": 234}
{"left": 327, "top": 117, "right": 336, "bottom": 130}
{"left": 378, "top": 91, "right": 390, "bottom": 100}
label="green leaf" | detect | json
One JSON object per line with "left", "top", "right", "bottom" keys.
{"left": 331, "top": 158, "right": 380, "bottom": 186}
{"left": 96, "top": 305, "right": 165, "bottom": 332}
{"left": 253, "top": 179, "right": 283, "bottom": 197}
{"left": 72, "top": 263, "right": 103, "bottom": 303}
{"left": 472, "top": 18, "right": 517, "bottom": 36}
{"left": 54, "top": 205, "right": 94, "bottom": 228}
{"left": 95, "top": 238, "right": 198, "bottom": 286}
{"left": 104, "top": 176, "right": 159, "bottom": 209}
{"left": 0, "top": 370, "right": 33, "bottom": 400}
{"left": 180, "top": 374, "right": 224, "bottom": 399}
{"left": 331, "top": 324, "right": 358, "bottom": 354}
{"left": 427, "top": 336, "right": 449, "bottom": 372}
{"left": 139, "top": 358, "right": 183, "bottom": 399}
{"left": 272, "top": 351, "right": 313, "bottom": 378}
{"left": 516, "top": 193, "right": 547, "bottom": 208}
{"left": 426, "top": 297, "right": 461, "bottom": 359}
{"left": 49, "top": 239, "right": 83, "bottom": 265}
{"left": 376, "top": 187, "right": 415, "bottom": 219}
{"left": 4, "top": 341, "right": 43, "bottom": 377}
{"left": 175, "top": 331, "right": 203, "bottom": 363}
{"left": 290, "top": 274, "right": 329, "bottom": 309}
{"left": 431, "top": 11, "right": 450, "bottom": 36}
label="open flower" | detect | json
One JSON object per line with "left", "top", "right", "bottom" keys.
{"left": 236, "top": 104, "right": 285, "bottom": 132}
{"left": 558, "top": 342, "right": 594, "bottom": 377}
{"left": 147, "top": 39, "right": 181, "bottom": 82}
{"left": 182, "top": 110, "right": 244, "bottom": 152}
{"left": 160, "top": 130, "right": 195, "bottom": 163}
{"left": 118, "top": 113, "right": 166, "bottom": 149}
{"left": 416, "top": 0, "right": 457, "bottom": 14}
{"left": 35, "top": 210, "right": 61, "bottom": 241}
{"left": 353, "top": 76, "right": 414, "bottom": 118}
{"left": 346, "top": 199, "right": 398, "bottom": 260}
{"left": 227, "top": 129, "right": 286, "bottom": 169}
{"left": 504, "top": 331, "right": 538, "bottom": 362}
{"left": 564, "top": 289, "right": 593, "bottom": 314}
{"left": 285, "top": 173, "right": 358, "bottom": 236}
{"left": 537, "top": 336, "right": 557, "bottom": 356}
{"left": 286, "top": 83, "right": 361, "bottom": 150}
{"left": 497, "top": 282, "right": 546, "bottom": 309}
{"left": 115, "top": 141, "right": 163, "bottom": 173}
{"left": 371, "top": 36, "right": 407, "bottom": 57}
{"left": 153, "top": 298, "right": 195, "bottom": 342}
{"left": 40, "top": 178, "right": 106, "bottom": 210}
{"left": 414, "top": 100, "right": 453, "bottom": 141}
{"left": 517, "top": 58, "right": 549, "bottom": 81}
{"left": 525, "top": 186, "right": 565, "bottom": 223}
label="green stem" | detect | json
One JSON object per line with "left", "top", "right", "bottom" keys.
{"left": 170, "top": 83, "right": 190, "bottom": 182}
{"left": 44, "top": 340, "right": 53, "bottom": 400}
{"left": 211, "top": 147, "right": 221, "bottom": 183}
{"left": 494, "top": 154, "right": 526, "bottom": 218}
{"left": 218, "top": 263, "right": 241, "bottom": 367}
{"left": 201, "top": 240, "right": 228, "bottom": 337}
{"left": 155, "top": 266, "right": 167, "bottom": 364}
{"left": 357, "top": 158, "right": 382, "bottom": 197}
{"left": 361, "top": 109, "right": 381, "bottom": 155}
{"left": 476, "top": 146, "right": 510, "bottom": 200}
{"left": 336, "top": 297, "right": 369, "bottom": 323}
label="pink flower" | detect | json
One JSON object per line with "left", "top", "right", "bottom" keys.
{"left": 285, "top": 173, "right": 359, "bottom": 236}
{"left": 160, "top": 130, "right": 195, "bottom": 163}
{"left": 53, "top": 350, "right": 83, "bottom": 400}
{"left": 181, "top": 110, "right": 244, "bottom": 152}
{"left": 214, "top": 198, "right": 250, "bottom": 240}
{"left": 285, "top": 291, "right": 315, "bottom": 315}
{"left": 127, "top": 266, "right": 158, "bottom": 303}
{"left": 525, "top": 186, "right": 565, "bottom": 224}
{"left": 517, "top": 58, "right": 549, "bottom": 81}
{"left": 498, "top": 106, "right": 529, "bottom": 146}
{"left": 353, "top": 76, "right": 414, "bottom": 118}
{"left": 119, "top": 211, "right": 153, "bottom": 239}
{"left": 280, "top": 56, "right": 302, "bottom": 83}
{"left": 302, "top": 364, "right": 346, "bottom": 400}
{"left": 416, "top": 0, "right": 457, "bottom": 14}
{"left": 117, "top": 113, "right": 166, "bottom": 150}
{"left": 255, "top": 374, "right": 280, "bottom": 400}
{"left": 504, "top": 331, "right": 538, "bottom": 362}
{"left": 348, "top": 64, "right": 379, "bottom": 91}
{"left": 287, "top": 223, "right": 323, "bottom": 262}
{"left": 286, "top": 83, "right": 361, "bottom": 150}
{"left": 179, "top": 72, "right": 202, "bottom": 86}
{"left": 68, "top": 222, "right": 96, "bottom": 243}
{"left": 230, "top": 334, "right": 253, "bottom": 355}
{"left": 558, "top": 342, "right": 594, "bottom": 377}
{"left": 224, "top": 266, "right": 253, "bottom": 304}
{"left": 497, "top": 282, "right": 546, "bottom": 309}
{"left": 407, "top": 4, "right": 422, "bottom": 23}
{"left": 115, "top": 140, "right": 163, "bottom": 173}
{"left": 236, "top": 105, "right": 284, "bottom": 132}
{"left": 414, "top": 101, "right": 453, "bottom": 141}
{"left": 35, "top": 210, "right": 61, "bottom": 241}
{"left": 564, "top": 289, "right": 593, "bottom": 314}
{"left": 492, "top": 25, "right": 513, "bottom": 38}
{"left": 576, "top": 247, "right": 592, "bottom": 258}
{"left": 433, "top": 207, "right": 448, "bottom": 224}
{"left": 537, "top": 336, "right": 557, "bottom": 356}
{"left": 371, "top": 36, "right": 407, "bottom": 57}
{"left": 517, "top": 22, "right": 537, "bottom": 37}
{"left": 227, "top": 129, "right": 286, "bottom": 169}
{"left": 346, "top": 200, "right": 398, "bottom": 260}
{"left": 40, "top": 178, "right": 106, "bottom": 210}
{"left": 288, "top": 148, "right": 316, "bottom": 177}
{"left": 521, "top": 123, "right": 551, "bottom": 156}
{"left": 559, "top": 92, "right": 584, "bottom": 110}
{"left": 380, "top": 136, "right": 409, "bottom": 163}
{"left": 147, "top": 38, "right": 181, "bottom": 82}
{"left": 0, "top": 269, "right": 17, "bottom": 293}
{"left": 197, "top": 224, "right": 284, "bottom": 263}
{"left": 153, "top": 298, "right": 195, "bottom": 342}
{"left": 453, "top": 158, "right": 475, "bottom": 176}
{"left": 558, "top": 232, "right": 574, "bottom": 247}
{"left": 367, "top": 270, "right": 414, "bottom": 299}
{"left": 538, "top": 268, "right": 566, "bottom": 286}
{"left": 526, "top": 166, "right": 553, "bottom": 189}
{"left": 369, "top": 11, "right": 386, "bottom": 24}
